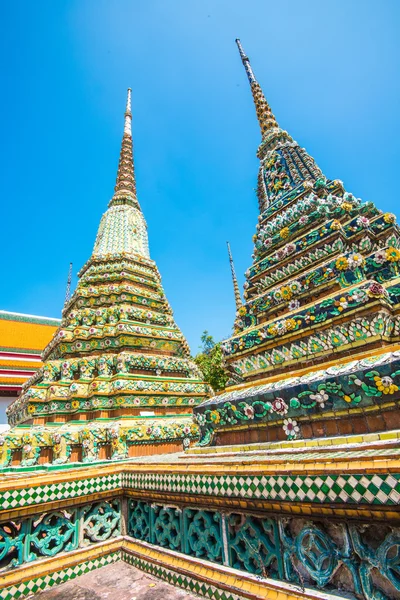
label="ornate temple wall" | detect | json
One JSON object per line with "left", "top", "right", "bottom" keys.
{"left": 0, "top": 311, "right": 60, "bottom": 423}
{"left": 1, "top": 449, "right": 399, "bottom": 600}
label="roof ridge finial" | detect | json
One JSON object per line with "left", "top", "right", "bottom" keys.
{"left": 227, "top": 241, "right": 242, "bottom": 312}
{"left": 235, "top": 39, "right": 279, "bottom": 138}
{"left": 112, "top": 88, "right": 137, "bottom": 205}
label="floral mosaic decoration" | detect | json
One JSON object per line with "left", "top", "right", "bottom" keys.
{"left": 194, "top": 351, "right": 400, "bottom": 445}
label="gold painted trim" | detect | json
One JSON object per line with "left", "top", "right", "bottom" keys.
{"left": 188, "top": 429, "right": 400, "bottom": 454}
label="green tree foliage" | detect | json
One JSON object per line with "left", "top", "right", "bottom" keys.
{"left": 194, "top": 331, "right": 228, "bottom": 393}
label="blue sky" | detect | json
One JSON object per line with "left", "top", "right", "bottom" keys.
{"left": 1, "top": 0, "right": 399, "bottom": 352}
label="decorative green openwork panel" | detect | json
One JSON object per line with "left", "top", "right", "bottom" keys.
{"left": 228, "top": 514, "right": 283, "bottom": 578}
{"left": 1, "top": 498, "right": 400, "bottom": 600}
{"left": 183, "top": 509, "right": 224, "bottom": 564}
{"left": 0, "top": 500, "right": 121, "bottom": 574}
{"left": 296, "top": 527, "right": 338, "bottom": 587}
{"left": 0, "top": 521, "right": 27, "bottom": 571}
{"left": 81, "top": 501, "right": 121, "bottom": 545}
{"left": 280, "top": 520, "right": 364, "bottom": 595}
{"left": 151, "top": 505, "right": 181, "bottom": 551}
{"left": 28, "top": 510, "right": 78, "bottom": 561}
{"left": 125, "top": 502, "right": 400, "bottom": 598}
{"left": 350, "top": 526, "right": 400, "bottom": 599}
{"left": 128, "top": 501, "right": 150, "bottom": 542}
{"left": 381, "top": 535, "right": 400, "bottom": 593}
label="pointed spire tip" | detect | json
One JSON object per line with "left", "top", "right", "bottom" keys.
{"left": 64, "top": 262, "right": 73, "bottom": 307}
{"left": 235, "top": 40, "right": 279, "bottom": 137}
{"left": 124, "top": 88, "right": 132, "bottom": 135}
{"left": 235, "top": 39, "right": 255, "bottom": 83}
{"left": 111, "top": 88, "right": 137, "bottom": 202}
{"left": 227, "top": 241, "right": 242, "bottom": 311}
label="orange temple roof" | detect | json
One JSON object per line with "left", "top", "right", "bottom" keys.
{"left": 0, "top": 311, "right": 60, "bottom": 353}
{"left": 0, "top": 311, "right": 61, "bottom": 392}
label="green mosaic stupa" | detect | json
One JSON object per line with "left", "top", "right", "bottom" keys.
{"left": 2, "top": 89, "right": 210, "bottom": 467}
{"left": 194, "top": 39, "right": 400, "bottom": 448}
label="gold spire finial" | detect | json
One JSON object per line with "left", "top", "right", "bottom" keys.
{"left": 235, "top": 39, "right": 279, "bottom": 138}
{"left": 227, "top": 242, "right": 242, "bottom": 312}
{"left": 113, "top": 88, "right": 137, "bottom": 201}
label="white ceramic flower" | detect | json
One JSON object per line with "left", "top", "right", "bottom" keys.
{"left": 310, "top": 390, "right": 329, "bottom": 408}
{"left": 195, "top": 413, "right": 206, "bottom": 425}
{"left": 290, "top": 281, "right": 302, "bottom": 294}
{"left": 243, "top": 404, "right": 255, "bottom": 419}
{"left": 282, "top": 418, "right": 299, "bottom": 438}
{"left": 275, "top": 321, "right": 288, "bottom": 335}
{"left": 272, "top": 398, "right": 288, "bottom": 414}
{"left": 374, "top": 250, "right": 387, "bottom": 265}
{"left": 357, "top": 216, "right": 370, "bottom": 228}
{"left": 285, "top": 243, "right": 296, "bottom": 255}
{"left": 349, "top": 290, "right": 367, "bottom": 303}
{"left": 348, "top": 253, "right": 364, "bottom": 269}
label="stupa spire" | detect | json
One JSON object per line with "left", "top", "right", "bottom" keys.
{"left": 63, "top": 262, "right": 73, "bottom": 307}
{"left": 123, "top": 87, "right": 132, "bottom": 135}
{"left": 227, "top": 242, "right": 242, "bottom": 311}
{"left": 112, "top": 88, "right": 137, "bottom": 203}
{"left": 235, "top": 39, "right": 324, "bottom": 212}
{"left": 235, "top": 39, "right": 279, "bottom": 138}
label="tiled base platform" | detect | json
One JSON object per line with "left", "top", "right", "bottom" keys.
{"left": 1, "top": 435, "right": 399, "bottom": 600}
{"left": 30, "top": 560, "right": 200, "bottom": 600}
{"left": 2, "top": 555, "right": 118, "bottom": 599}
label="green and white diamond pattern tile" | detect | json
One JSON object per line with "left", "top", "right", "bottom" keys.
{"left": 122, "top": 552, "right": 244, "bottom": 600}
{"left": 0, "top": 473, "right": 121, "bottom": 511}
{"left": 121, "top": 472, "right": 400, "bottom": 505}
{"left": 0, "top": 552, "right": 120, "bottom": 600}
{"left": 1, "top": 470, "right": 399, "bottom": 513}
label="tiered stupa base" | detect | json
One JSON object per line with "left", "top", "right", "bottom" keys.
{"left": 0, "top": 415, "right": 197, "bottom": 468}
{"left": 194, "top": 345, "right": 400, "bottom": 448}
